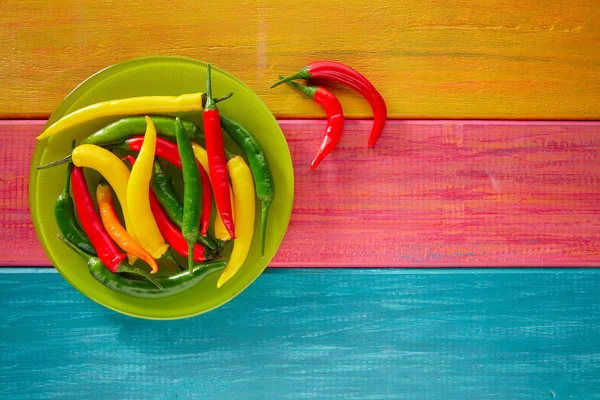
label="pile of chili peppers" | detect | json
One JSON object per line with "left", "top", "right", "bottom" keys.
{"left": 38, "top": 64, "right": 275, "bottom": 298}
{"left": 271, "top": 60, "right": 387, "bottom": 170}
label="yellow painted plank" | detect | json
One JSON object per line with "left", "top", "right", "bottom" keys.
{"left": 0, "top": 0, "right": 599, "bottom": 119}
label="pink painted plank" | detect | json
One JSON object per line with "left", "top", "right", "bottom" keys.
{"left": 1, "top": 120, "right": 600, "bottom": 267}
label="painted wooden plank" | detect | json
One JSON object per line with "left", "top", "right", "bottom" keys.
{"left": 3, "top": 120, "right": 600, "bottom": 267}
{"left": 0, "top": 1, "right": 599, "bottom": 120}
{"left": 1, "top": 268, "right": 599, "bottom": 399}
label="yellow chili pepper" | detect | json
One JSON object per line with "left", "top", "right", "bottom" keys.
{"left": 96, "top": 182, "right": 159, "bottom": 274}
{"left": 127, "top": 116, "right": 169, "bottom": 259}
{"left": 37, "top": 92, "right": 207, "bottom": 140}
{"left": 191, "top": 142, "right": 235, "bottom": 241}
{"left": 217, "top": 155, "right": 255, "bottom": 288}
{"left": 70, "top": 144, "right": 138, "bottom": 264}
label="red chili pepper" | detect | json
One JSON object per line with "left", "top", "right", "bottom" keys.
{"left": 271, "top": 61, "right": 387, "bottom": 148}
{"left": 280, "top": 76, "right": 344, "bottom": 170}
{"left": 70, "top": 165, "right": 161, "bottom": 285}
{"left": 150, "top": 190, "right": 206, "bottom": 262}
{"left": 204, "top": 64, "right": 235, "bottom": 238}
{"left": 122, "top": 136, "right": 212, "bottom": 237}
{"left": 70, "top": 166, "right": 126, "bottom": 272}
{"left": 122, "top": 155, "right": 206, "bottom": 262}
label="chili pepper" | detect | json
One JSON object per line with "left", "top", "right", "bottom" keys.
{"left": 174, "top": 117, "right": 202, "bottom": 271}
{"left": 54, "top": 142, "right": 96, "bottom": 256}
{"left": 59, "top": 234, "right": 228, "bottom": 299}
{"left": 198, "top": 163, "right": 212, "bottom": 238}
{"left": 151, "top": 161, "right": 183, "bottom": 230}
{"left": 189, "top": 142, "right": 236, "bottom": 243}
{"left": 213, "top": 191, "right": 236, "bottom": 243}
{"left": 204, "top": 64, "right": 235, "bottom": 238}
{"left": 36, "top": 91, "right": 232, "bottom": 140}
{"left": 220, "top": 115, "right": 274, "bottom": 256}
{"left": 278, "top": 76, "right": 344, "bottom": 170}
{"left": 270, "top": 61, "right": 386, "bottom": 147}
{"left": 127, "top": 117, "right": 170, "bottom": 259}
{"left": 217, "top": 155, "right": 255, "bottom": 288}
{"left": 123, "top": 155, "right": 206, "bottom": 263}
{"left": 150, "top": 188, "right": 207, "bottom": 263}
{"left": 118, "top": 137, "right": 217, "bottom": 251}
{"left": 70, "top": 166, "right": 158, "bottom": 285}
{"left": 39, "top": 144, "right": 139, "bottom": 263}
{"left": 81, "top": 116, "right": 204, "bottom": 146}
{"left": 96, "top": 180, "right": 159, "bottom": 274}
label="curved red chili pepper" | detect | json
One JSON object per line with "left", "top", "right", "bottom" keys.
{"left": 71, "top": 166, "right": 126, "bottom": 272}
{"left": 124, "top": 137, "right": 212, "bottom": 237}
{"left": 122, "top": 155, "right": 205, "bottom": 262}
{"left": 281, "top": 77, "right": 344, "bottom": 170}
{"left": 271, "top": 61, "right": 386, "bottom": 147}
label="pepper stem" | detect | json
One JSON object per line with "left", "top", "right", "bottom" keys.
{"left": 205, "top": 64, "right": 216, "bottom": 110}
{"left": 153, "top": 159, "right": 163, "bottom": 175}
{"left": 37, "top": 154, "right": 72, "bottom": 170}
{"left": 57, "top": 234, "right": 92, "bottom": 263}
{"left": 270, "top": 68, "right": 312, "bottom": 89}
{"left": 214, "top": 92, "right": 234, "bottom": 103}
{"left": 279, "top": 75, "right": 317, "bottom": 99}
{"left": 187, "top": 241, "right": 194, "bottom": 273}
{"left": 110, "top": 141, "right": 130, "bottom": 152}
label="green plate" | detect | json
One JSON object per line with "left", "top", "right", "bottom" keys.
{"left": 29, "top": 56, "right": 294, "bottom": 320}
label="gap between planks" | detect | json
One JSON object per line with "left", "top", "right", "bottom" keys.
{"left": 1, "top": 119, "right": 600, "bottom": 267}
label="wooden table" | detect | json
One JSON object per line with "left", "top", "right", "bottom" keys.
{"left": 1, "top": 2, "right": 599, "bottom": 398}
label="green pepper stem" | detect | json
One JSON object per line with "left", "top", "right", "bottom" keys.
{"left": 57, "top": 234, "right": 93, "bottom": 263}
{"left": 279, "top": 75, "right": 317, "bottom": 99}
{"left": 214, "top": 92, "right": 234, "bottom": 103}
{"left": 153, "top": 159, "right": 163, "bottom": 176}
{"left": 188, "top": 241, "right": 194, "bottom": 273}
{"left": 37, "top": 154, "right": 72, "bottom": 170}
{"left": 205, "top": 64, "right": 216, "bottom": 110}
{"left": 270, "top": 68, "right": 311, "bottom": 89}
{"left": 109, "top": 141, "right": 130, "bottom": 152}
{"left": 63, "top": 140, "right": 77, "bottom": 187}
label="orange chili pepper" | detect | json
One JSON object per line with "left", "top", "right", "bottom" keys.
{"left": 96, "top": 181, "right": 159, "bottom": 274}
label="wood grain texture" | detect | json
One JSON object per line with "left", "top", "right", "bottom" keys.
{"left": 0, "top": 121, "right": 45, "bottom": 265}
{"left": 1, "top": 268, "right": 599, "bottom": 399}
{"left": 2, "top": 120, "right": 600, "bottom": 267}
{"left": 1, "top": 1, "right": 599, "bottom": 119}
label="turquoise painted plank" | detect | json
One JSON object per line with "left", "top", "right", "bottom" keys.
{"left": 1, "top": 268, "right": 599, "bottom": 399}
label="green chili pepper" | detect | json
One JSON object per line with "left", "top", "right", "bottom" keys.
{"left": 98, "top": 259, "right": 226, "bottom": 299}
{"left": 81, "top": 116, "right": 204, "bottom": 147}
{"left": 150, "top": 161, "right": 218, "bottom": 252}
{"left": 151, "top": 161, "right": 183, "bottom": 226}
{"left": 220, "top": 115, "right": 275, "bottom": 257}
{"left": 54, "top": 141, "right": 97, "bottom": 256}
{"left": 174, "top": 117, "right": 202, "bottom": 272}
{"left": 58, "top": 234, "right": 226, "bottom": 298}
